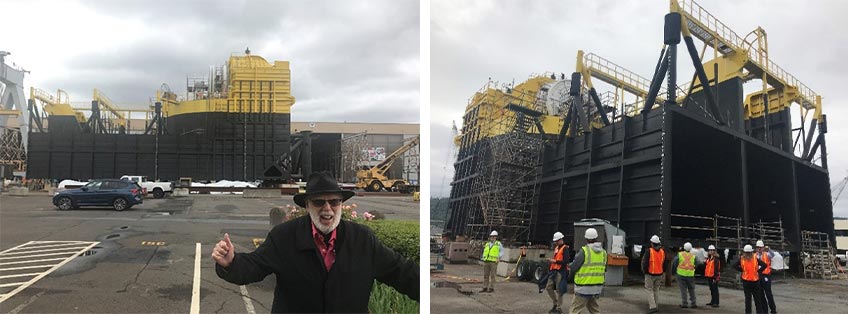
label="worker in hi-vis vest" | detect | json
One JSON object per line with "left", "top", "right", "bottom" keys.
{"left": 734, "top": 244, "right": 767, "bottom": 314}
{"left": 546, "top": 231, "right": 569, "bottom": 314}
{"left": 641, "top": 235, "right": 667, "bottom": 314}
{"left": 755, "top": 240, "right": 777, "bottom": 313}
{"left": 705, "top": 245, "right": 721, "bottom": 307}
{"left": 568, "top": 228, "right": 606, "bottom": 314}
{"left": 480, "top": 230, "right": 502, "bottom": 293}
{"left": 671, "top": 242, "right": 700, "bottom": 308}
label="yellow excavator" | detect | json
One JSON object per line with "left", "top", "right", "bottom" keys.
{"left": 356, "top": 135, "right": 419, "bottom": 192}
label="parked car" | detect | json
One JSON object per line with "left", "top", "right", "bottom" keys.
{"left": 120, "top": 175, "right": 173, "bottom": 198}
{"left": 53, "top": 179, "right": 143, "bottom": 211}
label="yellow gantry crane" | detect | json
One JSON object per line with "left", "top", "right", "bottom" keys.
{"left": 356, "top": 135, "right": 420, "bottom": 192}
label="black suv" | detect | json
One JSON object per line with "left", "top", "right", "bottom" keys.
{"left": 53, "top": 179, "right": 144, "bottom": 211}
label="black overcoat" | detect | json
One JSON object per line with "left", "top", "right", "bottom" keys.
{"left": 216, "top": 216, "right": 419, "bottom": 313}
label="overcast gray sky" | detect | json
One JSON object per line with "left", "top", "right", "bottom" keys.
{"left": 431, "top": 0, "right": 848, "bottom": 218}
{"left": 2, "top": 0, "right": 419, "bottom": 123}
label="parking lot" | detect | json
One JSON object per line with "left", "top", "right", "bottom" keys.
{"left": 0, "top": 193, "right": 418, "bottom": 313}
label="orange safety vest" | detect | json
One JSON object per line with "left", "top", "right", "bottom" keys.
{"left": 705, "top": 257, "right": 716, "bottom": 278}
{"left": 550, "top": 245, "right": 565, "bottom": 271}
{"left": 757, "top": 252, "right": 772, "bottom": 275}
{"left": 648, "top": 247, "right": 665, "bottom": 275}
{"left": 741, "top": 256, "right": 760, "bottom": 282}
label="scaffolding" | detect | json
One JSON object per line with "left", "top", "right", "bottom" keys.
{"left": 457, "top": 85, "right": 552, "bottom": 244}
{"left": 340, "top": 132, "right": 368, "bottom": 183}
{"left": 800, "top": 231, "right": 842, "bottom": 280}
{"left": 0, "top": 127, "right": 25, "bottom": 172}
{"left": 669, "top": 213, "right": 788, "bottom": 251}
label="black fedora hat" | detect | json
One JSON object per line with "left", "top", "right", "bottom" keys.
{"left": 293, "top": 171, "right": 355, "bottom": 207}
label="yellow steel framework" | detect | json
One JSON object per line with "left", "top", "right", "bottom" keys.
{"left": 455, "top": 75, "right": 564, "bottom": 149}
{"left": 576, "top": 50, "right": 669, "bottom": 118}
{"left": 92, "top": 89, "right": 127, "bottom": 129}
{"left": 672, "top": 0, "right": 822, "bottom": 121}
{"left": 156, "top": 53, "right": 296, "bottom": 117}
{"left": 29, "top": 87, "right": 86, "bottom": 123}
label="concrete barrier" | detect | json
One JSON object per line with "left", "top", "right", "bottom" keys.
{"left": 243, "top": 188, "right": 281, "bottom": 198}
{"left": 8, "top": 187, "right": 29, "bottom": 196}
{"left": 172, "top": 188, "right": 190, "bottom": 197}
{"left": 497, "top": 261, "right": 517, "bottom": 277}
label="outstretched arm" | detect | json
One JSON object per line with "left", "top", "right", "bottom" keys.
{"left": 214, "top": 232, "right": 277, "bottom": 285}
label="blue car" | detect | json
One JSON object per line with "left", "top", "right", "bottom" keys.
{"left": 53, "top": 179, "right": 144, "bottom": 211}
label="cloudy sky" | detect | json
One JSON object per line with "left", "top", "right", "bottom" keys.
{"left": 2, "top": 0, "right": 419, "bottom": 123}
{"left": 431, "top": 0, "right": 848, "bottom": 217}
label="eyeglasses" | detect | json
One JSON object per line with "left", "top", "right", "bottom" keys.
{"left": 309, "top": 198, "right": 343, "bottom": 207}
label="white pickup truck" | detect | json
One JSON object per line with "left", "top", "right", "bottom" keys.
{"left": 120, "top": 175, "right": 173, "bottom": 198}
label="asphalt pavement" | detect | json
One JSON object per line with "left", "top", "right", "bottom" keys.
{"left": 0, "top": 193, "right": 419, "bottom": 313}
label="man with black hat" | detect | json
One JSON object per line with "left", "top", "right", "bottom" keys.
{"left": 211, "top": 171, "right": 419, "bottom": 313}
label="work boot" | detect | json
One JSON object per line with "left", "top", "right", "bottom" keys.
{"left": 679, "top": 304, "right": 689, "bottom": 308}
{"left": 690, "top": 304, "right": 698, "bottom": 309}
{"left": 488, "top": 288, "right": 494, "bottom": 293}
{"left": 646, "top": 308, "right": 658, "bottom": 314}
{"left": 549, "top": 305, "right": 557, "bottom": 314}
{"left": 479, "top": 288, "right": 488, "bottom": 293}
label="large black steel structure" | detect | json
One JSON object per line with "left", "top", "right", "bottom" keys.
{"left": 26, "top": 107, "right": 295, "bottom": 182}
{"left": 446, "top": 11, "right": 834, "bottom": 268}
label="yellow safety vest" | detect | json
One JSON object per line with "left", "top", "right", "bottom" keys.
{"left": 482, "top": 241, "right": 501, "bottom": 262}
{"left": 574, "top": 245, "right": 607, "bottom": 286}
{"left": 676, "top": 251, "right": 695, "bottom": 277}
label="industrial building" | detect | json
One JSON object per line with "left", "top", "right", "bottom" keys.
{"left": 445, "top": 0, "right": 837, "bottom": 276}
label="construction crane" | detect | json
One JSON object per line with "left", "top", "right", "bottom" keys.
{"left": 356, "top": 135, "right": 420, "bottom": 192}
{"left": 91, "top": 89, "right": 128, "bottom": 133}
{"left": 832, "top": 174, "right": 848, "bottom": 205}
{"left": 29, "top": 87, "right": 86, "bottom": 132}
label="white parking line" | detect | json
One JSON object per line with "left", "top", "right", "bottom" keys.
{"left": 190, "top": 243, "right": 201, "bottom": 314}
{"left": 0, "top": 257, "right": 70, "bottom": 266}
{"left": 0, "top": 241, "right": 99, "bottom": 303}
{"left": 2, "top": 247, "right": 89, "bottom": 256}
{"left": 0, "top": 251, "right": 90, "bottom": 260}
{"left": 240, "top": 285, "right": 257, "bottom": 314}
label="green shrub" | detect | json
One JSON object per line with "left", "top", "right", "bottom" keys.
{"left": 369, "top": 281, "right": 419, "bottom": 314}
{"left": 362, "top": 220, "right": 420, "bottom": 313}
{"left": 363, "top": 220, "right": 419, "bottom": 263}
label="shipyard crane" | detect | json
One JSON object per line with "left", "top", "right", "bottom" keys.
{"left": 356, "top": 135, "right": 420, "bottom": 192}
{"left": 29, "top": 87, "right": 87, "bottom": 132}
{"left": 1, "top": 51, "right": 29, "bottom": 152}
{"left": 91, "top": 89, "right": 128, "bottom": 133}
{"left": 670, "top": 0, "right": 826, "bottom": 165}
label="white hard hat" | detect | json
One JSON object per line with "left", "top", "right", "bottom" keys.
{"left": 756, "top": 240, "right": 764, "bottom": 247}
{"left": 584, "top": 228, "right": 598, "bottom": 240}
{"left": 650, "top": 235, "right": 661, "bottom": 244}
{"left": 708, "top": 245, "right": 716, "bottom": 250}
{"left": 553, "top": 232, "right": 564, "bottom": 241}
{"left": 683, "top": 242, "right": 692, "bottom": 251}
{"left": 743, "top": 245, "right": 754, "bottom": 252}
{"left": 490, "top": 231, "right": 498, "bottom": 237}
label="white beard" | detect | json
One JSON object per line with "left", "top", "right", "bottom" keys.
{"left": 309, "top": 208, "right": 341, "bottom": 234}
